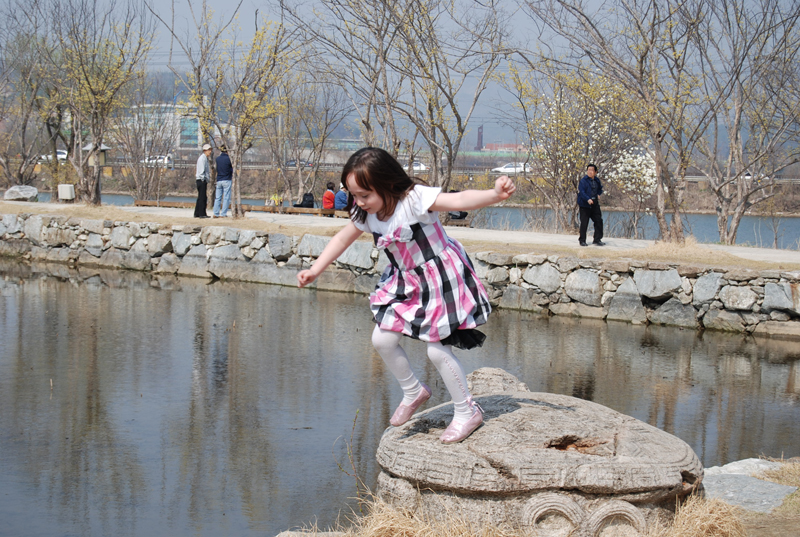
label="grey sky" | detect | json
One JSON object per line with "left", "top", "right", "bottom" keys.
{"left": 147, "top": 0, "right": 523, "bottom": 147}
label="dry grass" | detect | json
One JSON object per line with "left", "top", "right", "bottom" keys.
{"left": 643, "top": 495, "right": 746, "bottom": 537}
{"left": 337, "top": 497, "right": 518, "bottom": 537}
{"left": 287, "top": 494, "right": 749, "bottom": 537}
{"left": 455, "top": 235, "right": 793, "bottom": 271}
{"left": 756, "top": 458, "right": 800, "bottom": 516}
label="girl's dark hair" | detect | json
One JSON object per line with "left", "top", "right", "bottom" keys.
{"left": 326, "top": 181, "right": 335, "bottom": 190}
{"left": 341, "top": 147, "right": 419, "bottom": 224}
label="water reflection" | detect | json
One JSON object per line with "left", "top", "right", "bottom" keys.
{"left": 0, "top": 262, "right": 798, "bottom": 536}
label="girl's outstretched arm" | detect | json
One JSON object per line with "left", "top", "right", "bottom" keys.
{"left": 429, "top": 175, "right": 516, "bottom": 212}
{"left": 297, "top": 221, "right": 363, "bottom": 287}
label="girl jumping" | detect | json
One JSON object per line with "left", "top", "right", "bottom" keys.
{"left": 296, "top": 147, "right": 515, "bottom": 443}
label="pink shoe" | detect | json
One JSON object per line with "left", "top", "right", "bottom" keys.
{"left": 440, "top": 400, "right": 483, "bottom": 444}
{"left": 390, "top": 382, "right": 431, "bottom": 426}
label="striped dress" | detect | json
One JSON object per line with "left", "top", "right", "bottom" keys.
{"left": 353, "top": 185, "right": 492, "bottom": 350}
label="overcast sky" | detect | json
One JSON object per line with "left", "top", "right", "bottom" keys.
{"left": 147, "top": 0, "right": 524, "bottom": 148}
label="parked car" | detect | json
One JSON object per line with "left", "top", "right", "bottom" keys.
{"left": 402, "top": 161, "right": 429, "bottom": 172}
{"left": 40, "top": 149, "right": 68, "bottom": 163}
{"left": 284, "top": 159, "right": 314, "bottom": 169}
{"left": 492, "top": 162, "right": 531, "bottom": 174}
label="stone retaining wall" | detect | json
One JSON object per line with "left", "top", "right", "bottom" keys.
{"left": 2, "top": 212, "right": 799, "bottom": 340}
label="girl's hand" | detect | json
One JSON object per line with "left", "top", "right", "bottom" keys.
{"left": 495, "top": 175, "right": 516, "bottom": 200}
{"left": 297, "top": 269, "right": 318, "bottom": 288}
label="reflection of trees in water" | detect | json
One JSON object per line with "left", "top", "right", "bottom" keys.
{"left": 484, "top": 311, "right": 800, "bottom": 466}
{"left": 3, "top": 268, "right": 800, "bottom": 534}
{"left": 159, "top": 282, "right": 386, "bottom": 529}
{"left": 2, "top": 278, "right": 146, "bottom": 534}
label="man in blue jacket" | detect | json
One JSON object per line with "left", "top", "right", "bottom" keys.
{"left": 577, "top": 163, "right": 605, "bottom": 246}
{"left": 213, "top": 145, "right": 233, "bottom": 218}
{"left": 334, "top": 183, "right": 348, "bottom": 210}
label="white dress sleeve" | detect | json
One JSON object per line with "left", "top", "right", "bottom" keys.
{"left": 407, "top": 185, "right": 442, "bottom": 216}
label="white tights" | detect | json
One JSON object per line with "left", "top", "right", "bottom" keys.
{"left": 371, "top": 326, "right": 476, "bottom": 423}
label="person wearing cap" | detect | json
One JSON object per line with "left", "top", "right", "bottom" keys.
{"left": 213, "top": 145, "right": 233, "bottom": 218}
{"left": 194, "top": 143, "right": 213, "bottom": 218}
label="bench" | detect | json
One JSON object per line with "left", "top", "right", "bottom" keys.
{"left": 133, "top": 200, "right": 348, "bottom": 218}
{"left": 442, "top": 214, "right": 473, "bottom": 227}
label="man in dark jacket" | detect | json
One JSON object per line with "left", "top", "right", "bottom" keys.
{"left": 334, "top": 184, "right": 348, "bottom": 210}
{"left": 577, "top": 164, "right": 605, "bottom": 246}
{"left": 213, "top": 145, "right": 233, "bottom": 217}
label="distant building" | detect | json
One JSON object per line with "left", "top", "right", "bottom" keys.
{"left": 482, "top": 143, "right": 527, "bottom": 153}
{"left": 475, "top": 125, "right": 483, "bottom": 150}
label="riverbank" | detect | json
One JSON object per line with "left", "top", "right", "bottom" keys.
{"left": 4, "top": 200, "right": 800, "bottom": 267}
{"left": 2, "top": 200, "right": 800, "bottom": 341}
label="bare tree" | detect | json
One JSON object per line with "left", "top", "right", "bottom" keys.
{"left": 692, "top": 0, "right": 800, "bottom": 244}
{"left": 150, "top": 0, "right": 295, "bottom": 217}
{"left": 521, "top": 0, "right": 717, "bottom": 242}
{"left": 0, "top": 1, "right": 59, "bottom": 188}
{"left": 53, "top": 0, "right": 154, "bottom": 205}
{"left": 260, "top": 70, "right": 351, "bottom": 204}
{"left": 504, "top": 64, "right": 640, "bottom": 232}
{"left": 386, "top": 0, "right": 508, "bottom": 190}
{"left": 283, "top": 0, "right": 407, "bottom": 153}
{"left": 108, "top": 74, "right": 181, "bottom": 200}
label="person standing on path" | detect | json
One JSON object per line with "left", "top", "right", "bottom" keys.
{"left": 213, "top": 145, "right": 233, "bottom": 218}
{"left": 194, "top": 144, "right": 213, "bottom": 218}
{"left": 577, "top": 163, "right": 605, "bottom": 246}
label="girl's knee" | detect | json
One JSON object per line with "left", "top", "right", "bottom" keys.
{"left": 426, "top": 342, "right": 450, "bottom": 367}
{"left": 372, "top": 327, "right": 402, "bottom": 353}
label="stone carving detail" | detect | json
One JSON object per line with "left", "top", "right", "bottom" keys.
{"left": 376, "top": 368, "right": 703, "bottom": 535}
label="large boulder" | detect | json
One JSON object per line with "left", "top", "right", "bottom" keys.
{"left": 522, "top": 262, "right": 562, "bottom": 294}
{"left": 693, "top": 272, "right": 723, "bottom": 305}
{"left": 633, "top": 269, "right": 681, "bottom": 300}
{"left": 718, "top": 285, "right": 757, "bottom": 311}
{"left": 376, "top": 368, "right": 703, "bottom": 535}
{"left": 762, "top": 282, "right": 800, "bottom": 315}
{"left": 649, "top": 298, "right": 697, "bottom": 328}
{"left": 607, "top": 277, "right": 647, "bottom": 324}
{"left": 4, "top": 185, "right": 38, "bottom": 201}
{"left": 564, "top": 269, "right": 602, "bottom": 307}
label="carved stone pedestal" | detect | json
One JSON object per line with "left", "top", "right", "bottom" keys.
{"left": 376, "top": 368, "right": 703, "bottom": 536}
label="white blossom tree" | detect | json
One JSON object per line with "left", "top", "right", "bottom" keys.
{"left": 607, "top": 149, "right": 657, "bottom": 238}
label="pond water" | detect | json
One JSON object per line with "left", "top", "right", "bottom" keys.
{"left": 1, "top": 264, "right": 799, "bottom": 536}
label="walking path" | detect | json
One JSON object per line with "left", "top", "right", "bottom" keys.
{"left": 3, "top": 200, "right": 800, "bottom": 266}
{"left": 113, "top": 204, "right": 800, "bottom": 266}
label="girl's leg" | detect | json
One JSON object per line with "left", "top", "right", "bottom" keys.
{"left": 371, "top": 326, "right": 424, "bottom": 404}
{"left": 426, "top": 342, "right": 478, "bottom": 423}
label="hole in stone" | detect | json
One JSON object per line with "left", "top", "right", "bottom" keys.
{"left": 546, "top": 435, "right": 610, "bottom": 454}
{"left": 681, "top": 471, "right": 697, "bottom": 485}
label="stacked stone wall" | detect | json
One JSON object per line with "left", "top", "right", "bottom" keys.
{"left": 1, "top": 212, "right": 799, "bottom": 340}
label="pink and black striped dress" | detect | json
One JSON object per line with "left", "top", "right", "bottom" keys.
{"left": 352, "top": 185, "right": 491, "bottom": 350}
